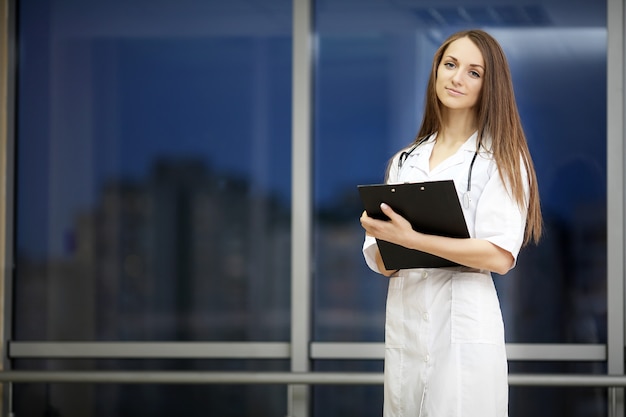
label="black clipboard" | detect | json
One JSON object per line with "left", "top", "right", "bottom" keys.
{"left": 358, "top": 180, "right": 470, "bottom": 269}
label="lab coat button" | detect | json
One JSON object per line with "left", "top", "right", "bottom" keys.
{"left": 422, "top": 271, "right": 428, "bottom": 279}
{"left": 424, "top": 354, "right": 430, "bottom": 363}
{"left": 423, "top": 312, "right": 430, "bottom": 321}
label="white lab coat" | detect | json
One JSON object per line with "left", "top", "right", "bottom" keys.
{"left": 363, "top": 132, "right": 528, "bottom": 417}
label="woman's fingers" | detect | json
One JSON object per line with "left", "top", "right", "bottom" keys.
{"left": 379, "top": 203, "right": 395, "bottom": 219}
{"left": 361, "top": 204, "right": 413, "bottom": 247}
{"left": 380, "top": 203, "right": 411, "bottom": 230}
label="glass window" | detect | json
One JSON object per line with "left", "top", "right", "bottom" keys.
{"left": 15, "top": 0, "right": 293, "bottom": 342}
{"left": 313, "top": 0, "right": 607, "bottom": 346}
{"left": 509, "top": 361, "right": 608, "bottom": 416}
{"left": 510, "top": 386, "right": 607, "bottom": 417}
{"left": 11, "top": 0, "right": 615, "bottom": 415}
{"left": 314, "top": 0, "right": 608, "bottom": 413}
{"left": 13, "top": 359, "right": 288, "bottom": 417}
{"left": 313, "top": 360, "right": 384, "bottom": 416}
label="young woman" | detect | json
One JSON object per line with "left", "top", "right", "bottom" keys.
{"left": 360, "top": 29, "right": 542, "bottom": 417}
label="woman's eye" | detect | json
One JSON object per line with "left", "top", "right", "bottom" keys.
{"left": 444, "top": 62, "right": 455, "bottom": 69}
{"left": 469, "top": 70, "right": 481, "bottom": 78}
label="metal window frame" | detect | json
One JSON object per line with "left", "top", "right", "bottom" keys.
{"left": 1, "top": 0, "right": 625, "bottom": 416}
{"left": 0, "top": 0, "right": 15, "bottom": 413}
{"left": 0, "top": 370, "right": 623, "bottom": 388}
{"left": 291, "top": 0, "right": 314, "bottom": 416}
{"left": 5, "top": 341, "right": 608, "bottom": 362}
{"left": 607, "top": 0, "right": 626, "bottom": 415}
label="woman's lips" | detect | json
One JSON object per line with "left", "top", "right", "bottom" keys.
{"left": 446, "top": 87, "right": 464, "bottom": 96}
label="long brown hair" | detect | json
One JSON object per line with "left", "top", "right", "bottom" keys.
{"left": 410, "top": 29, "right": 542, "bottom": 245}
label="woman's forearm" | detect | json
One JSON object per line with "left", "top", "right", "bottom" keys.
{"left": 403, "top": 231, "right": 514, "bottom": 275}
{"left": 362, "top": 205, "right": 514, "bottom": 275}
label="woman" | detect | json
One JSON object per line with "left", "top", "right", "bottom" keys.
{"left": 360, "top": 29, "right": 542, "bottom": 417}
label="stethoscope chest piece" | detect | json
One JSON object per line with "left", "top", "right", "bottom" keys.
{"left": 462, "top": 191, "right": 471, "bottom": 209}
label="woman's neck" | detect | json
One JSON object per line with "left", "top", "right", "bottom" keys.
{"left": 439, "top": 109, "right": 477, "bottom": 145}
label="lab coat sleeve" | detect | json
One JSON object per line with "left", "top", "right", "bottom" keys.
{"left": 362, "top": 234, "right": 382, "bottom": 273}
{"left": 474, "top": 166, "right": 529, "bottom": 262}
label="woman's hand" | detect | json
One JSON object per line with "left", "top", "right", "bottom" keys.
{"left": 360, "top": 205, "right": 408, "bottom": 277}
{"left": 360, "top": 203, "right": 416, "bottom": 248}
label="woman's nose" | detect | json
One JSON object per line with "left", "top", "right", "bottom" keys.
{"left": 451, "top": 70, "right": 463, "bottom": 84}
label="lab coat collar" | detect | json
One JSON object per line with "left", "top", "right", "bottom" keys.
{"left": 459, "top": 131, "right": 480, "bottom": 153}
{"left": 406, "top": 131, "right": 480, "bottom": 174}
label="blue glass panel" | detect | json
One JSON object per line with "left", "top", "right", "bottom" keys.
{"left": 313, "top": 1, "right": 607, "bottom": 346}
{"left": 15, "top": 0, "right": 292, "bottom": 342}
{"left": 13, "top": 359, "right": 288, "bottom": 417}
{"left": 314, "top": 0, "right": 608, "bottom": 412}
{"left": 509, "top": 361, "right": 608, "bottom": 417}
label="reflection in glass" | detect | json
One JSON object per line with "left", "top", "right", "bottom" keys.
{"left": 15, "top": 1, "right": 292, "bottom": 342}
{"left": 314, "top": 1, "right": 607, "bottom": 415}
{"left": 13, "top": 359, "right": 288, "bottom": 417}
{"left": 509, "top": 361, "right": 608, "bottom": 417}
{"left": 314, "top": 0, "right": 607, "bottom": 345}
{"left": 313, "top": 360, "right": 384, "bottom": 416}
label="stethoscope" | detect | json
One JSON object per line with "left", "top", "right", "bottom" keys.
{"left": 398, "top": 135, "right": 479, "bottom": 209}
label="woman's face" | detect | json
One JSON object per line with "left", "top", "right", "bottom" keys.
{"left": 435, "top": 37, "right": 485, "bottom": 112}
